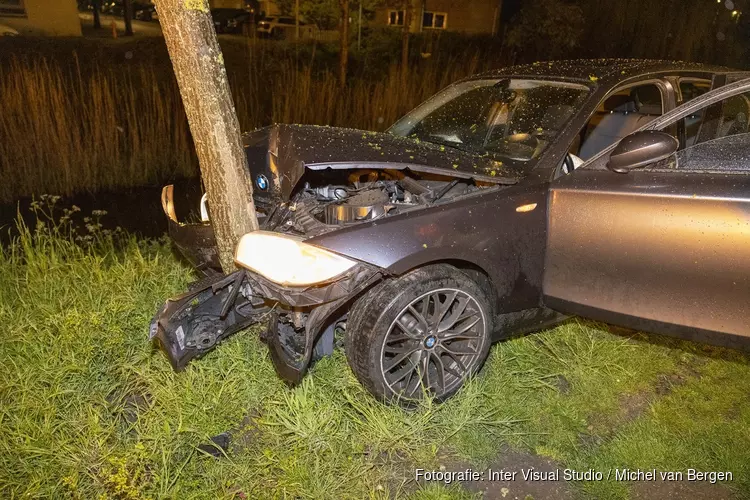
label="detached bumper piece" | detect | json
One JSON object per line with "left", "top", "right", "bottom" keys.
{"left": 149, "top": 270, "right": 269, "bottom": 371}
{"left": 150, "top": 263, "right": 382, "bottom": 384}
{"left": 161, "top": 184, "right": 221, "bottom": 273}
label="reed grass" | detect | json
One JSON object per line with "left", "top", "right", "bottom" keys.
{"left": 0, "top": 38, "right": 492, "bottom": 204}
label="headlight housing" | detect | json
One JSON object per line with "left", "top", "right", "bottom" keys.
{"left": 234, "top": 231, "right": 356, "bottom": 287}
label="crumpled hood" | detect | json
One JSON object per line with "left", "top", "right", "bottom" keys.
{"left": 243, "top": 124, "right": 519, "bottom": 200}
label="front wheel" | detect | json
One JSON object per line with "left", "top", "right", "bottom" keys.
{"left": 345, "top": 264, "right": 492, "bottom": 405}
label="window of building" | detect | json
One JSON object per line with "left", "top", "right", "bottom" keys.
{"left": 423, "top": 11, "right": 447, "bottom": 29}
{"left": 388, "top": 10, "right": 404, "bottom": 26}
{"left": 0, "top": 0, "right": 25, "bottom": 16}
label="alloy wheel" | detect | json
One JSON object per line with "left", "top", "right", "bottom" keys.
{"left": 379, "top": 288, "right": 488, "bottom": 399}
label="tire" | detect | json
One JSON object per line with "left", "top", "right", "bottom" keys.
{"left": 345, "top": 264, "right": 493, "bottom": 406}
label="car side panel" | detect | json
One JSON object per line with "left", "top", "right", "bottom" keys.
{"left": 307, "top": 181, "right": 550, "bottom": 314}
{"left": 544, "top": 169, "right": 750, "bottom": 337}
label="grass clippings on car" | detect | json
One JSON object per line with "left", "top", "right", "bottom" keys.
{"left": 1, "top": 217, "right": 749, "bottom": 499}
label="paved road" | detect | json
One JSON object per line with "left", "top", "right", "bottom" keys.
{"left": 79, "top": 12, "right": 163, "bottom": 37}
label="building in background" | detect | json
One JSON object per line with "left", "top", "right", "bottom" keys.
{"left": 375, "top": 0, "right": 500, "bottom": 35}
{"left": 257, "top": 0, "right": 280, "bottom": 17}
{"left": 0, "top": 0, "right": 81, "bottom": 35}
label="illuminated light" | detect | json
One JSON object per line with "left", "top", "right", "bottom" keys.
{"left": 161, "top": 185, "right": 177, "bottom": 222}
{"left": 516, "top": 203, "right": 538, "bottom": 213}
{"left": 234, "top": 231, "right": 356, "bottom": 286}
{"left": 200, "top": 193, "right": 209, "bottom": 222}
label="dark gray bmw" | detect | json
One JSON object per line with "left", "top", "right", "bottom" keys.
{"left": 151, "top": 60, "right": 750, "bottom": 405}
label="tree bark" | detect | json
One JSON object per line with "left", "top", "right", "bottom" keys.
{"left": 123, "top": 0, "right": 134, "bottom": 36}
{"left": 92, "top": 0, "right": 102, "bottom": 29}
{"left": 153, "top": 0, "right": 260, "bottom": 271}
{"left": 339, "top": 0, "right": 349, "bottom": 87}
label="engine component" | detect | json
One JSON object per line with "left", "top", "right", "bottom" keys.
{"left": 306, "top": 183, "right": 349, "bottom": 201}
{"left": 323, "top": 204, "right": 392, "bottom": 224}
{"left": 323, "top": 187, "right": 392, "bottom": 224}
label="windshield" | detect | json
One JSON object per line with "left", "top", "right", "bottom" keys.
{"left": 389, "top": 79, "right": 590, "bottom": 168}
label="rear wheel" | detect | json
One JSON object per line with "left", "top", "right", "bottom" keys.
{"left": 345, "top": 264, "right": 492, "bottom": 405}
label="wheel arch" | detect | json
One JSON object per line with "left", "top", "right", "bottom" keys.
{"left": 388, "top": 257, "right": 499, "bottom": 314}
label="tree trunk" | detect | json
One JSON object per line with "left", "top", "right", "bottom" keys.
{"left": 93, "top": 0, "right": 101, "bottom": 29}
{"left": 153, "top": 0, "right": 260, "bottom": 271}
{"left": 339, "top": 0, "right": 350, "bottom": 87}
{"left": 295, "top": 0, "right": 300, "bottom": 40}
{"left": 401, "top": 0, "right": 412, "bottom": 73}
{"left": 123, "top": 0, "right": 134, "bottom": 36}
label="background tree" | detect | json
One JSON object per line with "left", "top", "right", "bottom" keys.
{"left": 123, "top": 0, "right": 134, "bottom": 36}
{"left": 400, "top": 0, "right": 413, "bottom": 73}
{"left": 153, "top": 0, "right": 259, "bottom": 271}
{"left": 339, "top": 0, "right": 349, "bottom": 85}
{"left": 276, "top": 0, "right": 384, "bottom": 86}
{"left": 505, "top": 0, "right": 584, "bottom": 62}
{"left": 276, "top": 0, "right": 382, "bottom": 30}
{"left": 92, "top": 0, "right": 102, "bottom": 29}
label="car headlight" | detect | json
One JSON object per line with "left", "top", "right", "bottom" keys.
{"left": 234, "top": 231, "right": 356, "bottom": 287}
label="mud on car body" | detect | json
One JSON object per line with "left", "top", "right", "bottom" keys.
{"left": 151, "top": 60, "right": 750, "bottom": 405}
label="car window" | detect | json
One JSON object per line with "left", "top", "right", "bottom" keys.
{"left": 389, "top": 79, "right": 590, "bottom": 171}
{"left": 577, "top": 83, "right": 663, "bottom": 160}
{"left": 677, "top": 90, "right": 750, "bottom": 150}
{"left": 644, "top": 90, "right": 750, "bottom": 172}
{"left": 663, "top": 133, "right": 750, "bottom": 172}
{"left": 679, "top": 80, "right": 712, "bottom": 146}
{"left": 574, "top": 79, "right": 750, "bottom": 173}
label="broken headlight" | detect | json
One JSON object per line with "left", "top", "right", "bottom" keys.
{"left": 234, "top": 230, "right": 356, "bottom": 286}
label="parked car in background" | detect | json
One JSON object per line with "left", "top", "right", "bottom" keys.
{"left": 0, "top": 23, "right": 19, "bottom": 36}
{"left": 100, "top": 1, "right": 157, "bottom": 21}
{"left": 257, "top": 16, "right": 316, "bottom": 39}
{"left": 133, "top": 2, "right": 157, "bottom": 22}
{"left": 210, "top": 8, "right": 254, "bottom": 34}
{"left": 152, "top": 60, "right": 750, "bottom": 406}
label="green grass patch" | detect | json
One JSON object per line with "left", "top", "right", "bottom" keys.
{"left": 1, "top": 216, "right": 749, "bottom": 499}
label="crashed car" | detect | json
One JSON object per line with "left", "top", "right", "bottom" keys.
{"left": 151, "top": 60, "right": 750, "bottom": 405}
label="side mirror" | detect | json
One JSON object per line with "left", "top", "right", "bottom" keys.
{"left": 607, "top": 130, "right": 679, "bottom": 174}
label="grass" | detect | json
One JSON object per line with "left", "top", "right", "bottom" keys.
{"left": 1, "top": 208, "right": 749, "bottom": 499}
{"left": 0, "top": 36, "right": 495, "bottom": 204}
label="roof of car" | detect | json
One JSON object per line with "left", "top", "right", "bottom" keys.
{"left": 474, "top": 59, "right": 735, "bottom": 87}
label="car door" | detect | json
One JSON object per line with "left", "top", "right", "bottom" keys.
{"left": 544, "top": 78, "right": 750, "bottom": 340}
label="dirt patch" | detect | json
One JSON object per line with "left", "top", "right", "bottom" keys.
{"left": 655, "top": 372, "right": 690, "bottom": 396}
{"left": 442, "top": 448, "right": 576, "bottom": 500}
{"left": 618, "top": 390, "right": 652, "bottom": 422}
{"left": 584, "top": 361, "right": 704, "bottom": 447}
{"left": 583, "top": 390, "right": 653, "bottom": 444}
{"left": 107, "top": 388, "right": 152, "bottom": 430}
{"left": 631, "top": 477, "right": 737, "bottom": 500}
{"left": 553, "top": 374, "right": 571, "bottom": 394}
{"left": 228, "top": 412, "right": 264, "bottom": 454}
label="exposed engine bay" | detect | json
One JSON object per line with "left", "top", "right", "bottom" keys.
{"left": 153, "top": 168, "right": 497, "bottom": 381}
{"left": 256, "top": 169, "right": 494, "bottom": 237}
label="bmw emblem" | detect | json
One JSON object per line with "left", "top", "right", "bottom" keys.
{"left": 424, "top": 336, "right": 437, "bottom": 349}
{"left": 256, "top": 174, "right": 269, "bottom": 191}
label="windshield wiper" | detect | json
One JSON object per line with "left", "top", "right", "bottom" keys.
{"left": 422, "top": 136, "right": 476, "bottom": 155}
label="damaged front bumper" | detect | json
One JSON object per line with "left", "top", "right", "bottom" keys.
{"left": 150, "top": 262, "right": 381, "bottom": 384}
{"left": 161, "top": 184, "right": 221, "bottom": 273}
{"left": 149, "top": 270, "right": 267, "bottom": 370}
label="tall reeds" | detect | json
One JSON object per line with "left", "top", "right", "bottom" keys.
{"left": 0, "top": 40, "right": 490, "bottom": 203}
